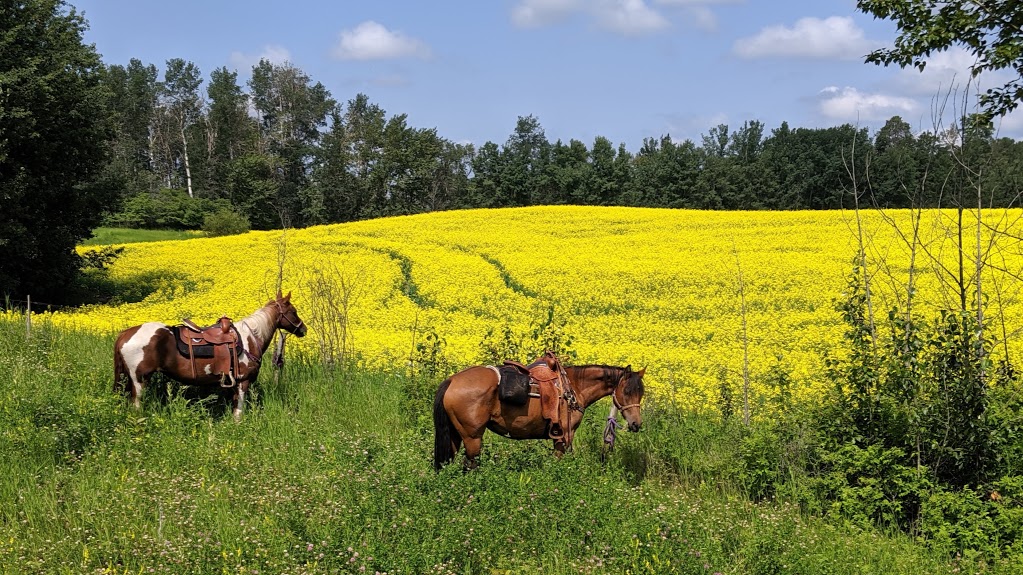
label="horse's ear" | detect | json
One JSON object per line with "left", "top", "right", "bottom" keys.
{"left": 276, "top": 289, "right": 283, "bottom": 300}
{"left": 638, "top": 367, "right": 646, "bottom": 377}
{"left": 284, "top": 291, "right": 292, "bottom": 303}
{"left": 625, "top": 364, "right": 632, "bottom": 373}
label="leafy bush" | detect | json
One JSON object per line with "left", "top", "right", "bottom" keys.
{"left": 202, "top": 208, "right": 251, "bottom": 237}
{"left": 79, "top": 246, "right": 124, "bottom": 270}
{"left": 105, "top": 189, "right": 232, "bottom": 230}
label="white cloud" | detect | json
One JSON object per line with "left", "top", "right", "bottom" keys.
{"left": 892, "top": 48, "right": 978, "bottom": 97}
{"left": 595, "top": 0, "right": 670, "bottom": 36}
{"left": 995, "top": 107, "right": 1023, "bottom": 137}
{"left": 734, "top": 16, "right": 877, "bottom": 60}
{"left": 888, "top": 47, "right": 1017, "bottom": 103}
{"left": 818, "top": 86, "right": 919, "bottom": 121}
{"left": 659, "top": 111, "right": 730, "bottom": 141}
{"left": 332, "top": 21, "right": 431, "bottom": 61}
{"left": 512, "top": 0, "right": 582, "bottom": 28}
{"left": 684, "top": 6, "right": 717, "bottom": 31}
{"left": 228, "top": 45, "right": 292, "bottom": 71}
{"left": 653, "top": 0, "right": 740, "bottom": 4}
{"left": 653, "top": 0, "right": 743, "bottom": 32}
{"left": 510, "top": 0, "right": 669, "bottom": 36}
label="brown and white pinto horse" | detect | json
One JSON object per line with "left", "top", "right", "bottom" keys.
{"left": 433, "top": 363, "right": 645, "bottom": 469}
{"left": 113, "top": 291, "right": 307, "bottom": 419}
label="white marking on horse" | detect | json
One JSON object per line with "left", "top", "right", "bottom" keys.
{"left": 233, "top": 388, "right": 245, "bottom": 420}
{"left": 204, "top": 364, "right": 212, "bottom": 375}
{"left": 121, "top": 323, "right": 168, "bottom": 406}
{"left": 237, "top": 310, "right": 273, "bottom": 367}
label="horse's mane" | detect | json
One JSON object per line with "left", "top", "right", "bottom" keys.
{"left": 239, "top": 306, "right": 275, "bottom": 345}
{"left": 569, "top": 364, "right": 645, "bottom": 395}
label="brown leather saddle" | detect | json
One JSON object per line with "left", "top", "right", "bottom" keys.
{"left": 176, "top": 316, "right": 242, "bottom": 386}
{"left": 504, "top": 352, "right": 571, "bottom": 441}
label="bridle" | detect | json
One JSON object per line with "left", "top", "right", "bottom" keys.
{"left": 275, "top": 301, "right": 305, "bottom": 333}
{"left": 611, "top": 378, "right": 641, "bottom": 416}
{"left": 604, "top": 373, "right": 642, "bottom": 449}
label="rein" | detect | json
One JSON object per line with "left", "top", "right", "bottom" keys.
{"left": 603, "top": 404, "right": 623, "bottom": 449}
{"left": 605, "top": 375, "right": 641, "bottom": 450}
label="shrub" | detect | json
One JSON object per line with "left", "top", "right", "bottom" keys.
{"left": 106, "top": 189, "right": 234, "bottom": 230}
{"left": 202, "top": 208, "right": 251, "bottom": 237}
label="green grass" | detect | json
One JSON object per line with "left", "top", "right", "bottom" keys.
{"left": 0, "top": 318, "right": 1015, "bottom": 574}
{"left": 82, "top": 227, "right": 204, "bottom": 246}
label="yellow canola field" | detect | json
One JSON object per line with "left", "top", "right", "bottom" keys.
{"left": 41, "top": 206, "right": 1023, "bottom": 410}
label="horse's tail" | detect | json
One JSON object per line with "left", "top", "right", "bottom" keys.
{"left": 433, "top": 377, "right": 455, "bottom": 470}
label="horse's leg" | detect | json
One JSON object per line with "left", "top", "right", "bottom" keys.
{"left": 462, "top": 435, "right": 483, "bottom": 470}
{"left": 113, "top": 347, "right": 126, "bottom": 395}
{"left": 117, "top": 323, "right": 167, "bottom": 409}
{"left": 451, "top": 433, "right": 463, "bottom": 464}
{"left": 232, "top": 381, "right": 249, "bottom": 421}
{"left": 450, "top": 412, "right": 487, "bottom": 469}
{"left": 126, "top": 369, "right": 147, "bottom": 409}
{"left": 553, "top": 439, "right": 568, "bottom": 458}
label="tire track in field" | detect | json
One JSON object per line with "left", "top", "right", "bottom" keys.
{"left": 450, "top": 245, "right": 539, "bottom": 299}
{"left": 314, "top": 237, "right": 433, "bottom": 309}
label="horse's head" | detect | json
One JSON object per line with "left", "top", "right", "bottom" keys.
{"left": 613, "top": 365, "right": 645, "bottom": 432}
{"left": 273, "top": 291, "right": 307, "bottom": 337}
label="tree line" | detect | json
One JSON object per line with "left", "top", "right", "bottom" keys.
{"left": 102, "top": 56, "right": 1023, "bottom": 232}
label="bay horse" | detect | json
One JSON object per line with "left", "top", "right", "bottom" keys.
{"left": 113, "top": 291, "right": 307, "bottom": 419}
{"left": 433, "top": 363, "right": 645, "bottom": 469}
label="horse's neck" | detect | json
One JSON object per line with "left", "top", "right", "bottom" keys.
{"left": 238, "top": 305, "right": 277, "bottom": 354}
{"left": 567, "top": 366, "right": 616, "bottom": 408}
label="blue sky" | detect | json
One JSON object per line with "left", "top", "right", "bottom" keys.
{"left": 72, "top": 0, "right": 1023, "bottom": 151}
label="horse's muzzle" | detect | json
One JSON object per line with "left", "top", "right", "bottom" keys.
{"left": 628, "top": 421, "right": 641, "bottom": 432}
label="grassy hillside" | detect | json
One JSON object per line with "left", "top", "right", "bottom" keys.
{"left": 0, "top": 318, "right": 992, "bottom": 574}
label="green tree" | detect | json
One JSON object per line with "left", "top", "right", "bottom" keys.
{"left": 501, "top": 115, "right": 551, "bottom": 206}
{"left": 587, "top": 136, "right": 617, "bottom": 205}
{"left": 103, "top": 58, "right": 159, "bottom": 196}
{"left": 468, "top": 141, "right": 504, "bottom": 207}
{"left": 378, "top": 114, "right": 441, "bottom": 215}
{"left": 869, "top": 116, "right": 921, "bottom": 207}
{"left": 429, "top": 140, "right": 472, "bottom": 211}
{"left": 547, "top": 138, "right": 589, "bottom": 204}
{"left": 313, "top": 94, "right": 386, "bottom": 222}
{"left": 631, "top": 135, "right": 702, "bottom": 208}
{"left": 0, "top": 0, "right": 114, "bottom": 302}
{"left": 247, "top": 59, "right": 334, "bottom": 228}
{"left": 161, "top": 58, "right": 203, "bottom": 197}
{"left": 205, "top": 66, "right": 255, "bottom": 197}
{"left": 858, "top": 0, "right": 1023, "bottom": 119}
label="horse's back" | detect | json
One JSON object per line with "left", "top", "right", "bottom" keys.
{"left": 444, "top": 365, "right": 551, "bottom": 438}
{"left": 115, "top": 322, "right": 174, "bottom": 364}
{"left": 445, "top": 365, "right": 499, "bottom": 397}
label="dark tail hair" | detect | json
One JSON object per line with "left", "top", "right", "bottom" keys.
{"left": 433, "top": 378, "right": 455, "bottom": 470}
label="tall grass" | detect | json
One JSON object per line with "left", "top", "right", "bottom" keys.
{"left": 0, "top": 318, "right": 1003, "bottom": 574}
